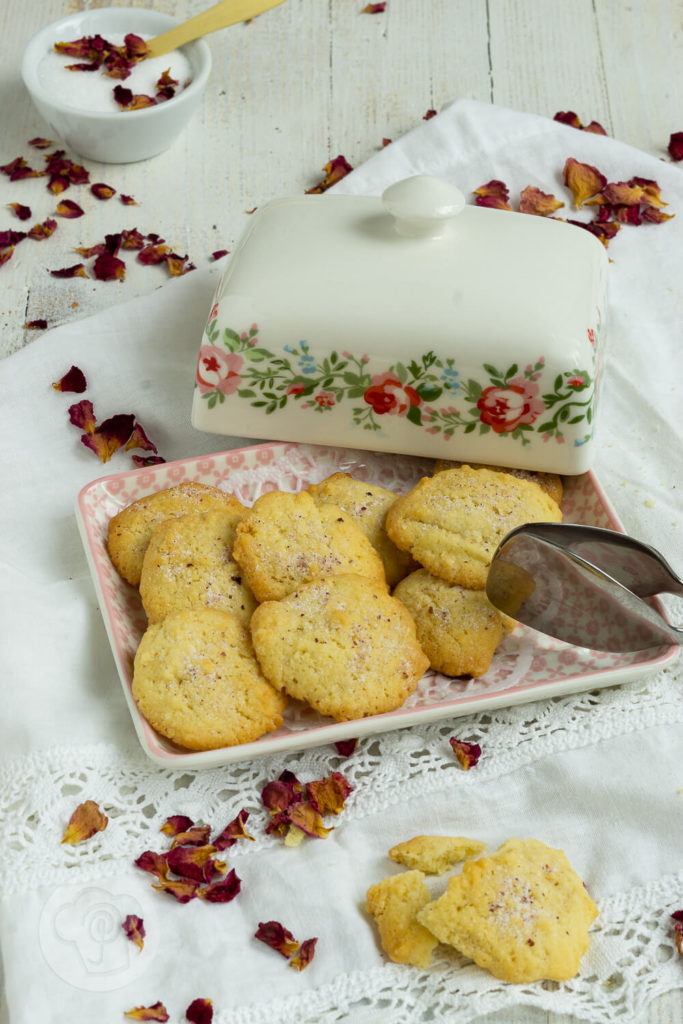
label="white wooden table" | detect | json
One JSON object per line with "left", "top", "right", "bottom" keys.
{"left": 1, "top": 2, "right": 682, "bottom": 1021}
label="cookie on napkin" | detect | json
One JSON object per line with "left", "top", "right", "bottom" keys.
{"left": 132, "top": 607, "right": 286, "bottom": 750}
{"left": 388, "top": 835, "right": 487, "bottom": 875}
{"left": 417, "top": 837, "right": 598, "bottom": 982}
{"left": 233, "top": 489, "right": 387, "bottom": 602}
{"left": 250, "top": 573, "right": 429, "bottom": 721}
{"left": 139, "top": 508, "right": 257, "bottom": 625}
{"left": 366, "top": 870, "right": 439, "bottom": 969}
{"left": 386, "top": 465, "right": 562, "bottom": 590}
{"left": 108, "top": 481, "right": 244, "bottom": 587}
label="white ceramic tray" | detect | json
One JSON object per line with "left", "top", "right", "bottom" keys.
{"left": 76, "top": 442, "right": 679, "bottom": 768}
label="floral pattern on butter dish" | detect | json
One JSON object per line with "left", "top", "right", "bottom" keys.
{"left": 196, "top": 318, "right": 598, "bottom": 446}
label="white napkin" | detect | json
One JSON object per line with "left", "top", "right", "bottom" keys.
{"left": 0, "top": 100, "right": 681, "bottom": 1024}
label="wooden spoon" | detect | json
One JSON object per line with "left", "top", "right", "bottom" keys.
{"left": 145, "top": 0, "right": 287, "bottom": 58}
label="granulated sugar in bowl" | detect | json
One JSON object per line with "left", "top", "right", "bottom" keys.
{"left": 21, "top": 7, "right": 211, "bottom": 163}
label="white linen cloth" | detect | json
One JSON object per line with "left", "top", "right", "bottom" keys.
{"left": 0, "top": 100, "right": 681, "bottom": 1023}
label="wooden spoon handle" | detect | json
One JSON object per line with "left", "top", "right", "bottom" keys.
{"left": 146, "top": 0, "right": 286, "bottom": 58}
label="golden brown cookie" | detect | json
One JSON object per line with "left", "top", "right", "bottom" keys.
{"left": 139, "top": 509, "right": 257, "bottom": 626}
{"left": 307, "top": 472, "right": 416, "bottom": 586}
{"left": 250, "top": 573, "right": 429, "bottom": 721}
{"left": 385, "top": 466, "right": 562, "bottom": 590}
{"left": 393, "top": 569, "right": 508, "bottom": 677}
{"left": 417, "top": 838, "right": 598, "bottom": 982}
{"left": 433, "top": 459, "right": 564, "bottom": 507}
{"left": 233, "top": 489, "right": 387, "bottom": 602}
{"left": 132, "top": 608, "right": 286, "bottom": 750}
{"left": 366, "top": 870, "right": 439, "bottom": 969}
{"left": 389, "top": 835, "right": 487, "bottom": 875}
{"left": 107, "top": 481, "right": 244, "bottom": 587}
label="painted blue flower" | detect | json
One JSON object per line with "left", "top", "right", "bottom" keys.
{"left": 440, "top": 367, "right": 460, "bottom": 392}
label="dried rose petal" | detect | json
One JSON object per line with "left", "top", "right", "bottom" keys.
{"left": 668, "top": 132, "right": 683, "bottom": 162}
{"left": 137, "top": 242, "right": 171, "bottom": 265}
{"left": 81, "top": 412, "right": 136, "bottom": 462}
{"left": 61, "top": 799, "right": 108, "bottom": 844}
{"left": 165, "top": 253, "right": 195, "bottom": 276}
{"left": 305, "top": 155, "right": 353, "bottom": 194}
{"left": 423, "top": 108, "right": 437, "bottom": 120}
{"left": 28, "top": 218, "right": 57, "bottom": 240}
{"left": 133, "top": 454, "right": 166, "bottom": 467}
{"left": 7, "top": 202, "right": 31, "bottom": 220}
{"left": 334, "top": 738, "right": 358, "bottom": 756}
{"left": 124, "top": 1003, "right": 169, "bottom": 1022}
{"left": 306, "top": 772, "right": 353, "bottom": 816}
{"left": 114, "top": 84, "right": 134, "bottom": 108}
{"left": 125, "top": 421, "right": 158, "bottom": 453}
{"left": 160, "top": 814, "right": 194, "bottom": 837}
{"left": 473, "top": 180, "right": 512, "bottom": 211}
{"left": 171, "top": 824, "right": 212, "bottom": 848}
{"left": 68, "top": 399, "right": 97, "bottom": 433}
{"left": 125, "top": 33, "right": 149, "bottom": 59}
{"left": 121, "top": 194, "right": 138, "bottom": 205}
{"left": 566, "top": 218, "right": 621, "bottom": 247}
{"left": 121, "top": 228, "right": 146, "bottom": 249}
{"left": 519, "top": 186, "right": 564, "bottom": 217}
{"left": 134, "top": 849, "right": 170, "bottom": 880}
{"left": 25, "top": 319, "right": 48, "bottom": 330}
{"left": 93, "top": 252, "right": 126, "bottom": 281}
{"left": 553, "top": 111, "right": 607, "bottom": 135}
{"left": 29, "top": 136, "right": 53, "bottom": 149}
{"left": 262, "top": 773, "right": 303, "bottom": 814}
{"left": 0, "top": 247, "right": 14, "bottom": 267}
{"left": 127, "top": 93, "right": 158, "bottom": 110}
{"left": 672, "top": 910, "right": 683, "bottom": 954}
{"left": 450, "top": 737, "right": 481, "bottom": 770}
{"left": 0, "top": 229, "right": 27, "bottom": 247}
{"left": 255, "top": 921, "right": 300, "bottom": 958}
{"left": 152, "top": 876, "right": 201, "bottom": 903}
{"left": 50, "top": 263, "right": 89, "bottom": 278}
{"left": 165, "top": 844, "right": 219, "bottom": 884}
{"left": 362, "top": 2, "right": 386, "bottom": 11}
{"left": 52, "top": 365, "right": 87, "bottom": 393}
{"left": 641, "top": 207, "right": 675, "bottom": 224}
{"left": 290, "top": 936, "right": 318, "bottom": 971}
{"left": 197, "top": 868, "right": 241, "bottom": 903}
{"left": 186, "top": 999, "right": 213, "bottom": 1024}
{"left": 563, "top": 157, "right": 606, "bottom": 208}
{"left": 122, "top": 913, "right": 145, "bottom": 952}
{"left": 211, "top": 249, "right": 229, "bottom": 260}
{"left": 213, "top": 809, "right": 253, "bottom": 850}
{"left": 56, "top": 198, "right": 84, "bottom": 218}
{"left": 0, "top": 155, "right": 41, "bottom": 180}
{"left": 287, "top": 801, "right": 332, "bottom": 839}
{"left": 91, "top": 182, "right": 116, "bottom": 200}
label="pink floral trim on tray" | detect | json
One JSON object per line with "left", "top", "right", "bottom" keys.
{"left": 195, "top": 313, "right": 601, "bottom": 448}
{"left": 75, "top": 442, "right": 678, "bottom": 770}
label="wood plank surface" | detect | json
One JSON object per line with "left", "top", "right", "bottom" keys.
{"left": 1, "top": 2, "right": 682, "bottom": 1021}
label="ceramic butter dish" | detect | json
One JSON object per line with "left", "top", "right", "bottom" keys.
{"left": 192, "top": 175, "right": 608, "bottom": 474}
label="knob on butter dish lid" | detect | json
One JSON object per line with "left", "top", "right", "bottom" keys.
{"left": 192, "top": 174, "right": 608, "bottom": 474}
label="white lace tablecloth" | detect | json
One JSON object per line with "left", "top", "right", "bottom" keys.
{"left": 0, "top": 100, "right": 681, "bottom": 1023}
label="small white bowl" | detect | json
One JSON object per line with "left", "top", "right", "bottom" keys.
{"left": 21, "top": 7, "right": 211, "bottom": 164}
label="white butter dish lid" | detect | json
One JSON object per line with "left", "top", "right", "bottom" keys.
{"left": 192, "top": 175, "right": 608, "bottom": 474}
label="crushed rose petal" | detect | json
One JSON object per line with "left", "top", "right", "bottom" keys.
{"left": 449, "top": 737, "right": 482, "bottom": 770}
{"left": 519, "top": 185, "right": 564, "bottom": 217}
{"left": 124, "top": 1003, "right": 169, "bottom": 1022}
{"left": 151, "top": 876, "right": 201, "bottom": 903}
{"left": 122, "top": 913, "right": 145, "bottom": 952}
{"left": 553, "top": 111, "right": 607, "bottom": 135}
{"left": 171, "top": 824, "right": 212, "bottom": 847}
{"left": 305, "top": 155, "right": 353, "bottom": 194}
{"left": 52, "top": 365, "right": 87, "bottom": 393}
{"left": 423, "top": 108, "right": 437, "bottom": 120}
{"left": 61, "top": 799, "right": 108, "bottom": 844}
{"left": 473, "top": 180, "right": 512, "bottom": 211}
{"left": 186, "top": 999, "right": 213, "bottom": 1024}
{"left": 290, "top": 936, "right": 318, "bottom": 971}
{"left": 668, "top": 132, "right": 683, "bottom": 162}
{"left": 671, "top": 910, "right": 683, "bottom": 954}
{"left": 306, "top": 772, "right": 353, "bottom": 816}
{"left": 7, "top": 202, "right": 31, "bottom": 220}
{"left": 212, "top": 809, "right": 253, "bottom": 850}
{"left": 29, "top": 136, "right": 53, "bottom": 149}
{"left": 56, "top": 198, "right": 84, "bottom": 218}
{"left": 255, "top": 921, "right": 300, "bottom": 958}
{"left": 197, "top": 869, "right": 241, "bottom": 903}
{"left": 25, "top": 318, "right": 48, "bottom": 330}
{"left": 28, "top": 217, "right": 57, "bottom": 240}
{"left": 0, "top": 229, "right": 27, "bottom": 247}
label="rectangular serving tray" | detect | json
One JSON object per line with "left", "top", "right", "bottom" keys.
{"left": 75, "top": 442, "right": 679, "bottom": 768}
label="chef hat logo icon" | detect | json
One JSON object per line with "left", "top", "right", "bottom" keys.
{"left": 39, "top": 882, "right": 156, "bottom": 991}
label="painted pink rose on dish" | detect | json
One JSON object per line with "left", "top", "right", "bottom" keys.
{"left": 196, "top": 346, "right": 243, "bottom": 395}
{"left": 363, "top": 372, "right": 421, "bottom": 415}
{"left": 476, "top": 376, "right": 545, "bottom": 433}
